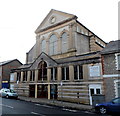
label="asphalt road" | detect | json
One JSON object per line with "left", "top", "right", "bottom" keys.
{"left": 0, "top": 97, "right": 109, "bottom": 116}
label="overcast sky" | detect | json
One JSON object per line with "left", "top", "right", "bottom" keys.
{"left": 0, "top": 0, "right": 119, "bottom": 64}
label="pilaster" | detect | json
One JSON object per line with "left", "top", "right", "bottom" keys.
{"left": 69, "top": 65, "right": 74, "bottom": 81}
{"left": 57, "top": 67, "right": 62, "bottom": 81}
{"left": 20, "top": 72, "right": 23, "bottom": 82}
{"left": 27, "top": 71, "right": 31, "bottom": 82}
{"left": 35, "top": 70, "right": 38, "bottom": 82}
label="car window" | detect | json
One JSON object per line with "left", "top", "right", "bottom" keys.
{"left": 10, "top": 89, "right": 16, "bottom": 93}
{"left": 113, "top": 98, "right": 120, "bottom": 104}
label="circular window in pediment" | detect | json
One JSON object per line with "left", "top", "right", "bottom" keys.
{"left": 50, "top": 16, "right": 56, "bottom": 24}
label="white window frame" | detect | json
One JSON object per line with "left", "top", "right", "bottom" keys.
{"left": 115, "top": 53, "right": 120, "bottom": 70}
{"left": 114, "top": 80, "right": 120, "bottom": 97}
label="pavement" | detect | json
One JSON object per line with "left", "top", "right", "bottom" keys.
{"left": 18, "top": 96, "right": 93, "bottom": 111}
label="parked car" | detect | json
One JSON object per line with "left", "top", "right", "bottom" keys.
{"left": 95, "top": 97, "right": 120, "bottom": 115}
{"left": 0, "top": 88, "right": 18, "bottom": 99}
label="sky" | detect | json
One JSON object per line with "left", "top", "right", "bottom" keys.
{"left": 0, "top": 0, "right": 119, "bottom": 64}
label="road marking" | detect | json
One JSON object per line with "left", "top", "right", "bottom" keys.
{"left": 0, "top": 104, "right": 14, "bottom": 109}
{"left": 84, "top": 111, "right": 95, "bottom": 114}
{"left": 62, "top": 108, "right": 78, "bottom": 112}
{"left": 35, "top": 104, "right": 54, "bottom": 108}
{"left": 31, "top": 112, "right": 46, "bottom": 116}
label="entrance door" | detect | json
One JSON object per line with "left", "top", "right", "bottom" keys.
{"left": 89, "top": 84, "right": 102, "bottom": 105}
{"left": 37, "top": 85, "right": 48, "bottom": 98}
{"left": 29, "top": 85, "right": 35, "bottom": 97}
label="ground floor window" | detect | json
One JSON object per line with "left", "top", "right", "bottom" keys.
{"left": 23, "top": 71, "right": 27, "bottom": 82}
{"left": 51, "top": 67, "right": 57, "bottom": 81}
{"left": 74, "top": 65, "right": 83, "bottom": 80}
{"left": 114, "top": 80, "right": 120, "bottom": 97}
{"left": 62, "top": 67, "right": 69, "bottom": 80}
{"left": 17, "top": 72, "right": 21, "bottom": 82}
{"left": 30, "top": 70, "right": 35, "bottom": 82}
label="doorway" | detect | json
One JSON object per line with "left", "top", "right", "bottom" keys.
{"left": 29, "top": 85, "right": 35, "bottom": 97}
{"left": 89, "top": 84, "right": 102, "bottom": 105}
{"left": 37, "top": 84, "right": 48, "bottom": 98}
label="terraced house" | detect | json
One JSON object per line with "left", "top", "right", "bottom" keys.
{"left": 10, "top": 9, "right": 106, "bottom": 105}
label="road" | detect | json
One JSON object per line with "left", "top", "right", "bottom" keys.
{"left": 0, "top": 98, "right": 109, "bottom": 116}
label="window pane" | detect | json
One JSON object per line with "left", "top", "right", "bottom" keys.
{"left": 41, "top": 40, "right": 46, "bottom": 53}
{"left": 74, "top": 66, "right": 78, "bottom": 80}
{"left": 62, "top": 67, "right": 65, "bottom": 80}
{"left": 96, "top": 89, "right": 100, "bottom": 94}
{"left": 49, "top": 34, "right": 58, "bottom": 55}
{"left": 79, "top": 65, "right": 83, "bottom": 79}
{"left": 118, "top": 55, "right": 120, "bottom": 69}
{"left": 66, "top": 67, "right": 69, "bottom": 80}
{"left": 61, "top": 33, "right": 68, "bottom": 53}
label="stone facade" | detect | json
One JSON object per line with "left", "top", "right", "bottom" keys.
{"left": 10, "top": 9, "right": 106, "bottom": 105}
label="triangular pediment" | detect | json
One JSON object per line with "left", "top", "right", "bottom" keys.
{"left": 30, "top": 52, "right": 58, "bottom": 69}
{"left": 35, "top": 9, "right": 77, "bottom": 33}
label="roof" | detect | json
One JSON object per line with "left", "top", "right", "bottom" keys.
{"left": 0, "top": 59, "right": 22, "bottom": 66}
{"left": 35, "top": 9, "right": 77, "bottom": 33}
{"left": 100, "top": 40, "right": 120, "bottom": 54}
{"left": 56, "top": 52, "right": 100, "bottom": 64}
{"left": 16, "top": 64, "right": 32, "bottom": 70}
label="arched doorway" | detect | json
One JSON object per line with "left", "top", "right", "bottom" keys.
{"left": 38, "top": 61, "right": 47, "bottom": 81}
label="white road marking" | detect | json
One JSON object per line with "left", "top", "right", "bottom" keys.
{"left": 31, "top": 112, "right": 46, "bottom": 116}
{"left": 84, "top": 111, "right": 95, "bottom": 114}
{"left": 35, "top": 104, "right": 54, "bottom": 108}
{"left": 62, "top": 108, "right": 78, "bottom": 112}
{"left": 0, "top": 104, "right": 14, "bottom": 109}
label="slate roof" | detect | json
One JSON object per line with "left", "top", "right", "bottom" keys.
{"left": 56, "top": 52, "right": 100, "bottom": 64}
{"left": 100, "top": 40, "right": 120, "bottom": 54}
{"left": 0, "top": 59, "right": 22, "bottom": 66}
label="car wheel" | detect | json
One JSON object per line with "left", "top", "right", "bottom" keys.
{"left": 6, "top": 95, "right": 9, "bottom": 99}
{"left": 99, "top": 106, "right": 107, "bottom": 114}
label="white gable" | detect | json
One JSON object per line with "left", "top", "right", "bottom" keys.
{"left": 35, "top": 9, "right": 77, "bottom": 33}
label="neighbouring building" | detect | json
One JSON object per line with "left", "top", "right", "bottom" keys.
{"left": 100, "top": 40, "right": 120, "bottom": 102}
{"left": 10, "top": 9, "right": 106, "bottom": 105}
{"left": 0, "top": 59, "right": 22, "bottom": 89}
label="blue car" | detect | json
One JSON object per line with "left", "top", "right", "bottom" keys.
{"left": 95, "top": 97, "right": 120, "bottom": 115}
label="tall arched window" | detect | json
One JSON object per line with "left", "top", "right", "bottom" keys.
{"left": 49, "top": 34, "right": 58, "bottom": 55}
{"left": 41, "top": 40, "right": 46, "bottom": 53}
{"left": 61, "top": 32, "right": 68, "bottom": 53}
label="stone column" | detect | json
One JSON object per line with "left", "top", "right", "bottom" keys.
{"left": 47, "top": 68, "right": 51, "bottom": 82}
{"left": 57, "top": 67, "right": 62, "bottom": 81}
{"left": 48, "top": 84, "right": 51, "bottom": 99}
{"left": 14, "top": 72, "right": 17, "bottom": 82}
{"left": 83, "top": 64, "right": 89, "bottom": 80}
{"left": 69, "top": 65, "right": 74, "bottom": 81}
{"left": 27, "top": 71, "right": 31, "bottom": 82}
{"left": 35, "top": 70, "right": 38, "bottom": 82}
{"left": 35, "top": 84, "right": 38, "bottom": 98}
{"left": 20, "top": 72, "right": 23, "bottom": 82}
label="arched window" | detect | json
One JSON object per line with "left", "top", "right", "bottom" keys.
{"left": 61, "top": 32, "right": 68, "bottom": 53}
{"left": 49, "top": 34, "right": 58, "bottom": 55}
{"left": 41, "top": 40, "right": 46, "bottom": 53}
{"left": 38, "top": 61, "right": 47, "bottom": 81}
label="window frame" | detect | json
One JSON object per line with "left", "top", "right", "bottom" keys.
{"left": 115, "top": 53, "right": 120, "bottom": 70}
